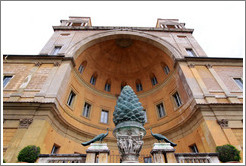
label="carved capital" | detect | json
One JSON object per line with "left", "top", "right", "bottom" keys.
{"left": 54, "top": 62, "right": 61, "bottom": 66}
{"left": 35, "top": 62, "right": 42, "bottom": 66}
{"left": 19, "top": 118, "right": 33, "bottom": 128}
{"left": 188, "top": 63, "right": 195, "bottom": 68}
{"left": 205, "top": 64, "right": 213, "bottom": 69}
{"left": 116, "top": 134, "right": 144, "bottom": 161}
{"left": 217, "top": 119, "right": 228, "bottom": 128}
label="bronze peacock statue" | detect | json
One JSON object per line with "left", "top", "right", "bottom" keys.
{"left": 150, "top": 127, "right": 177, "bottom": 147}
{"left": 81, "top": 128, "right": 109, "bottom": 146}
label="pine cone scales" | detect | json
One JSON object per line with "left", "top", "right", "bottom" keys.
{"left": 113, "top": 85, "right": 145, "bottom": 126}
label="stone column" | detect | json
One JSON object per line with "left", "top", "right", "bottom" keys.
{"left": 85, "top": 143, "right": 110, "bottom": 163}
{"left": 150, "top": 143, "right": 177, "bottom": 163}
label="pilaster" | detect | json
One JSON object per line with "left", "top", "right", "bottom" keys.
{"left": 188, "top": 64, "right": 216, "bottom": 103}
{"left": 205, "top": 64, "right": 240, "bottom": 103}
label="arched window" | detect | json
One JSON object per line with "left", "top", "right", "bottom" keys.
{"left": 161, "top": 62, "right": 170, "bottom": 75}
{"left": 90, "top": 72, "right": 98, "bottom": 85}
{"left": 104, "top": 79, "right": 111, "bottom": 92}
{"left": 150, "top": 73, "right": 158, "bottom": 86}
{"left": 121, "top": 81, "right": 127, "bottom": 91}
{"left": 136, "top": 79, "right": 143, "bottom": 92}
{"left": 164, "top": 65, "right": 170, "bottom": 75}
{"left": 78, "top": 61, "right": 87, "bottom": 74}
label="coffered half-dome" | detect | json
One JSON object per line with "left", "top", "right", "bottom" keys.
{"left": 75, "top": 35, "right": 174, "bottom": 94}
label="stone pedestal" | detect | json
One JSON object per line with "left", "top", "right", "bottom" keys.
{"left": 150, "top": 143, "right": 177, "bottom": 163}
{"left": 113, "top": 123, "right": 146, "bottom": 163}
{"left": 85, "top": 143, "right": 110, "bottom": 163}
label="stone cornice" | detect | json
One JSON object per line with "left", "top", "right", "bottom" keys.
{"left": 3, "top": 55, "right": 76, "bottom": 67}
{"left": 177, "top": 56, "right": 243, "bottom": 63}
{"left": 52, "top": 26, "right": 194, "bottom": 34}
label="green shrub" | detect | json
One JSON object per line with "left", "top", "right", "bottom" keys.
{"left": 3, "top": 159, "right": 6, "bottom": 163}
{"left": 17, "top": 145, "right": 40, "bottom": 163}
{"left": 216, "top": 144, "right": 241, "bottom": 162}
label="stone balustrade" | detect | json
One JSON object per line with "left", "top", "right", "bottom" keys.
{"left": 38, "top": 152, "right": 220, "bottom": 163}
{"left": 175, "top": 153, "right": 220, "bottom": 163}
{"left": 38, "top": 154, "right": 86, "bottom": 163}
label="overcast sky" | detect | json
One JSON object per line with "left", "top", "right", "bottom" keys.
{"left": 1, "top": 1, "right": 245, "bottom": 58}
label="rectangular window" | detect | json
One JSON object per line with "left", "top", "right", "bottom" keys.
{"left": 189, "top": 144, "right": 199, "bottom": 153}
{"left": 52, "top": 46, "right": 62, "bottom": 55}
{"left": 67, "top": 91, "right": 76, "bottom": 107}
{"left": 164, "top": 66, "right": 170, "bottom": 75}
{"left": 173, "top": 92, "right": 182, "bottom": 107}
{"left": 83, "top": 102, "right": 91, "bottom": 118}
{"left": 51, "top": 144, "right": 60, "bottom": 154}
{"left": 186, "top": 48, "right": 196, "bottom": 57}
{"left": 234, "top": 78, "right": 243, "bottom": 89}
{"left": 100, "top": 110, "right": 109, "bottom": 124}
{"left": 143, "top": 109, "right": 147, "bottom": 123}
{"left": 156, "top": 103, "right": 166, "bottom": 118}
{"left": 144, "top": 157, "right": 152, "bottom": 163}
{"left": 3, "top": 76, "right": 13, "bottom": 88}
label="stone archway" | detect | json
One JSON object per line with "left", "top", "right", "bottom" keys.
{"left": 66, "top": 30, "right": 182, "bottom": 61}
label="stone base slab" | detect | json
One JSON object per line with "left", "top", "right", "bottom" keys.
{"left": 151, "top": 143, "right": 175, "bottom": 153}
{"left": 86, "top": 143, "right": 110, "bottom": 154}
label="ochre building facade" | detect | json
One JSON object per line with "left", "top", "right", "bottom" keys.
{"left": 3, "top": 17, "right": 243, "bottom": 163}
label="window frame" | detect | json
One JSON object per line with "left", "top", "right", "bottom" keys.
{"left": 78, "top": 64, "right": 85, "bottom": 74}
{"left": 67, "top": 90, "right": 76, "bottom": 109}
{"left": 189, "top": 144, "right": 199, "bottom": 153}
{"left": 100, "top": 109, "right": 109, "bottom": 124}
{"left": 136, "top": 83, "right": 143, "bottom": 92}
{"left": 51, "top": 144, "right": 60, "bottom": 154}
{"left": 82, "top": 102, "right": 91, "bottom": 118}
{"left": 186, "top": 48, "right": 196, "bottom": 57}
{"left": 164, "top": 65, "right": 170, "bottom": 75}
{"left": 3, "top": 75, "right": 13, "bottom": 88}
{"left": 172, "top": 91, "right": 182, "bottom": 108}
{"left": 104, "top": 83, "right": 111, "bottom": 92}
{"left": 156, "top": 103, "right": 166, "bottom": 119}
{"left": 233, "top": 78, "right": 243, "bottom": 90}
{"left": 51, "top": 46, "right": 62, "bottom": 55}
{"left": 151, "top": 76, "right": 158, "bottom": 86}
{"left": 90, "top": 73, "right": 97, "bottom": 85}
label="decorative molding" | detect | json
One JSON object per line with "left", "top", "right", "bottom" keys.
{"left": 19, "top": 118, "right": 33, "bottom": 128}
{"left": 205, "top": 64, "right": 213, "bottom": 69}
{"left": 188, "top": 63, "right": 195, "bottom": 68}
{"left": 54, "top": 61, "right": 61, "bottom": 66}
{"left": 217, "top": 119, "right": 228, "bottom": 128}
{"left": 35, "top": 62, "right": 42, "bottom": 66}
